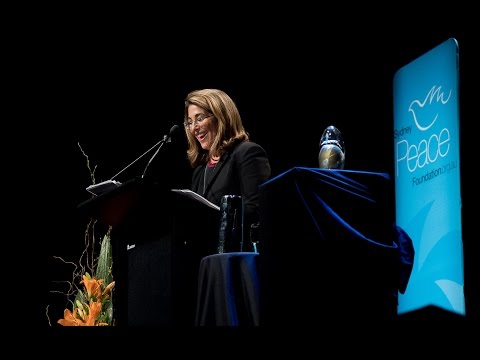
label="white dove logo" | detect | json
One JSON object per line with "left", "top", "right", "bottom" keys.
{"left": 408, "top": 85, "right": 452, "bottom": 131}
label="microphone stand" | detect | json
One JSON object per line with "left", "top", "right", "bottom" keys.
{"left": 141, "top": 135, "right": 170, "bottom": 179}
{"left": 109, "top": 136, "right": 167, "bottom": 181}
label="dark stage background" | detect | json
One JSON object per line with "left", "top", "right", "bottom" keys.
{"left": 26, "top": 19, "right": 475, "bottom": 327}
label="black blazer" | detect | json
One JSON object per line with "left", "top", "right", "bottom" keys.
{"left": 191, "top": 141, "right": 271, "bottom": 233}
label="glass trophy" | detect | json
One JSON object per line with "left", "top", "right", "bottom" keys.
{"left": 318, "top": 125, "right": 345, "bottom": 169}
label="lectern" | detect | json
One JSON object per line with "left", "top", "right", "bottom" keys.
{"left": 77, "top": 178, "right": 220, "bottom": 326}
{"left": 259, "top": 167, "right": 401, "bottom": 325}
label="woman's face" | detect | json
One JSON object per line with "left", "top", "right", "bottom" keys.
{"left": 187, "top": 104, "right": 217, "bottom": 151}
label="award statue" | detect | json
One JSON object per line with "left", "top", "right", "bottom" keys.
{"left": 318, "top": 125, "right": 345, "bottom": 169}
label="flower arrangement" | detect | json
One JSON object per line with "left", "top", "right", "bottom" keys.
{"left": 49, "top": 143, "right": 116, "bottom": 326}
{"left": 57, "top": 229, "right": 115, "bottom": 326}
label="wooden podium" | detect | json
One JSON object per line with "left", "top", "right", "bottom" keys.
{"left": 77, "top": 177, "right": 220, "bottom": 326}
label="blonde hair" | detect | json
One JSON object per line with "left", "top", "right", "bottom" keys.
{"left": 184, "top": 89, "right": 249, "bottom": 168}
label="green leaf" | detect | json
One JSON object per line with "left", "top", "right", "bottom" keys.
{"left": 94, "top": 227, "right": 114, "bottom": 325}
{"left": 74, "top": 289, "right": 86, "bottom": 309}
{"left": 95, "top": 230, "right": 113, "bottom": 285}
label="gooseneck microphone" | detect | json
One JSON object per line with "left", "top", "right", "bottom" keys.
{"left": 141, "top": 124, "right": 180, "bottom": 178}
{"left": 109, "top": 124, "right": 180, "bottom": 181}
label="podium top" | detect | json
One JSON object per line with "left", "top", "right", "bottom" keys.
{"left": 77, "top": 177, "right": 220, "bottom": 228}
{"left": 77, "top": 177, "right": 150, "bottom": 227}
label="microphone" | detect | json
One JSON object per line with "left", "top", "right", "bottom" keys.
{"left": 109, "top": 125, "right": 180, "bottom": 181}
{"left": 141, "top": 124, "right": 180, "bottom": 179}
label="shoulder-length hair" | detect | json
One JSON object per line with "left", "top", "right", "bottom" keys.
{"left": 184, "top": 88, "right": 249, "bottom": 168}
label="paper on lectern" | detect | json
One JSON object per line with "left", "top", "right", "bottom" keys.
{"left": 171, "top": 189, "right": 220, "bottom": 211}
{"left": 86, "top": 180, "right": 121, "bottom": 196}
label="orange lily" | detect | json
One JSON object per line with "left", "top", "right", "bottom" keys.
{"left": 81, "top": 275, "right": 103, "bottom": 300}
{"left": 58, "top": 308, "right": 83, "bottom": 326}
{"left": 57, "top": 300, "right": 104, "bottom": 326}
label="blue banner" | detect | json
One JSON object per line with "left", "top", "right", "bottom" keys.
{"left": 393, "top": 38, "right": 464, "bottom": 315}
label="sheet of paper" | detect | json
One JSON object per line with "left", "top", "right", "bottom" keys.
{"left": 86, "top": 180, "right": 121, "bottom": 196}
{"left": 171, "top": 189, "right": 220, "bottom": 211}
